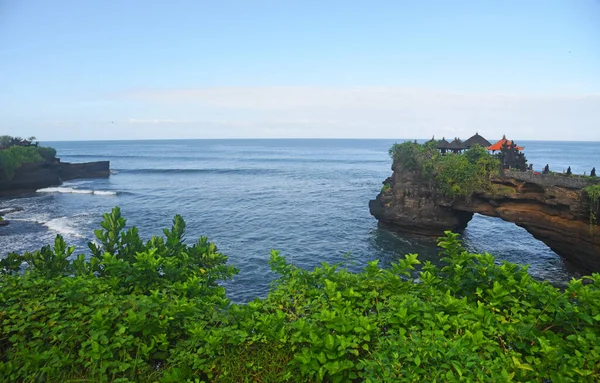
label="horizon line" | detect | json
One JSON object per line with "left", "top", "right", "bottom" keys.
{"left": 41, "top": 137, "right": 600, "bottom": 143}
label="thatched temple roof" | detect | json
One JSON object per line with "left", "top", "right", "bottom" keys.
{"left": 463, "top": 133, "right": 491, "bottom": 148}
{"left": 447, "top": 137, "right": 466, "bottom": 150}
{"left": 436, "top": 137, "right": 450, "bottom": 149}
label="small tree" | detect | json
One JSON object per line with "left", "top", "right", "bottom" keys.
{"left": 591, "top": 167, "right": 597, "bottom": 177}
{"left": 566, "top": 166, "right": 572, "bottom": 176}
{"left": 0, "top": 135, "right": 12, "bottom": 149}
{"left": 543, "top": 164, "right": 550, "bottom": 174}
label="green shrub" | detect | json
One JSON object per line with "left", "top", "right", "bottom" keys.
{"left": 0, "top": 207, "right": 237, "bottom": 382}
{"left": 0, "top": 143, "right": 56, "bottom": 180}
{"left": 583, "top": 184, "right": 600, "bottom": 229}
{"left": 388, "top": 142, "right": 500, "bottom": 199}
{"left": 37, "top": 146, "right": 57, "bottom": 161}
{"left": 381, "top": 182, "right": 391, "bottom": 193}
{"left": 1, "top": 209, "right": 599, "bottom": 382}
{"left": 0, "top": 146, "right": 43, "bottom": 180}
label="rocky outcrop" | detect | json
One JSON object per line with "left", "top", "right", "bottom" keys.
{"left": 60, "top": 161, "right": 111, "bottom": 181}
{"left": 369, "top": 165, "right": 474, "bottom": 236}
{"left": 0, "top": 160, "right": 110, "bottom": 196}
{"left": 370, "top": 164, "right": 600, "bottom": 272}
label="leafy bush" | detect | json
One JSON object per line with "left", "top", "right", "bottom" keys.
{"left": 37, "top": 146, "right": 57, "bottom": 161}
{"left": 1, "top": 209, "right": 599, "bottom": 382}
{"left": 0, "top": 207, "right": 237, "bottom": 382}
{"left": 381, "top": 182, "right": 391, "bottom": 193}
{"left": 0, "top": 146, "right": 43, "bottom": 180}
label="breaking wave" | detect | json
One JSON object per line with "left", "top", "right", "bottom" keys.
{"left": 43, "top": 216, "right": 86, "bottom": 239}
{"left": 117, "top": 168, "right": 279, "bottom": 176}
{"left": 36, "top": 187, "right": 117, "bottom": 196}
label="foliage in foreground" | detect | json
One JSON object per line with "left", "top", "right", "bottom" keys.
{"left": 1, "top": 208, "right": 600, "bottom": 382}
{"left": 0, "top": 145, "right": 57, "bottom": 180}
{"left": 388, "top": 141, "right": 500, "bottom": 198}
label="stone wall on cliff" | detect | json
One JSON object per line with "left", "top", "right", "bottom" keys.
{"left": 505, "top": 169, "right": 597, "bottom": 189}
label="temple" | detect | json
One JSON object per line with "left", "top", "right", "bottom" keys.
{"left": 430, "top": 133, "right": 527, "bottom": 170}
{"left": 487, "top": 135, "right": 524, "bottom": 152}
{"left": 464, "top": 133, "right": 492, "bottom": 149}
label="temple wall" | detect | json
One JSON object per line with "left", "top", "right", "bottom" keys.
{"left": 504, "top": 169, "right": 597, "bottom": 189}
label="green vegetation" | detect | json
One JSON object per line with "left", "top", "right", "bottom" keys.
{"left": 37, "top": 146, "right": 57, "bottom": 161}
{"left": 583, "top": 184, "right": 600, "bottom": 229}
{"left": 381, "top": 182, "right": 391, "bottom": 193}
{"left": 388, "top": 141, "right": 500, "bottom": 199}
{"left": 0, "top": 135, "right": 57, "bottom": 180}
{"left": 1, "top": 207, "right": 600, "bottom": 382}
{"left": 0, "top": 146, "right": 43, "bottom": 180}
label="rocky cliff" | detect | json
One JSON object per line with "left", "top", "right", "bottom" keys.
{"left": 0, "top": 160, "right": 110, "bottom": 196}
{"left": 370, "top": 163, "right": 600, "bottom": 272}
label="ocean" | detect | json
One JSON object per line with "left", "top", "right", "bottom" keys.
{"left": 0, "top": 139, "right": 598, "bottom": 302}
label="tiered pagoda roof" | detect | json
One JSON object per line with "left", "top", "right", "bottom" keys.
{"left": 487, "top": 135, "right": 524, "bottom": 151}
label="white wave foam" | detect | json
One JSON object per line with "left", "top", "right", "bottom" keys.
{"left": 36, "top": 187, "right": 117, "bottom": 196}
{"left": 93, "top": 190, "right": 116, "bottom": 196}
{"left": 110, "top": 169, "right": 120, "bottom": 175}
{"left": 43, "top": 217, "right": 86, "bottom": 239}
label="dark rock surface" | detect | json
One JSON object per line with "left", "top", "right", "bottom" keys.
{"left": 370, "top": 163, "right": 473, "bottom": 236}
{"left": 0, "top": 207, "right": 23, "bottom": 215}
{"left": 370, "top": 164, "right": 600, "bottom": 272}
{"left": 0, "top": 160, "right": 110, "bottom": 196}
{"left": 60, "top": 161, "right": 111, "bottom": 181}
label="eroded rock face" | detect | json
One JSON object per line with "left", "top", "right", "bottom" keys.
{"left": 370, "top": 165, "right": 600, "bottom": 272}
{"left": 60, "top": 161, "right": 110, "bottom": 181}
{"left": 369, "top": 163, "right": 473, "bottom": 236}
{"left": 0, "top": 160, "right": 110, "bottom": 196}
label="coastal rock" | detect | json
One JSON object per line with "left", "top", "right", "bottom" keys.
{"left": 60, "top": 161, "right": 111, "bottom": 181}
{"left": 0, "top": 160, "right": 110, "bottom": 196}
{"left": 370, "top": 163, "right": 473, "bottom": 235}
{"left": 0, "top": 207, "right": 23, "bottom": 215}
{"left": 370, "top": 165, "right": 600, "bottom": 272}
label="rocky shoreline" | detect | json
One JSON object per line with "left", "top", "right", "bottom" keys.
{"left": 0, "top": 159, "right": 110, "bottom": 196}
{"left": 0, "top": 159, "right": 110, "bottom": 225}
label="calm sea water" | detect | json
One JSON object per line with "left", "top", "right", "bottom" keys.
{"left": 1, "top": 139, "right": 598, "bottom": 302}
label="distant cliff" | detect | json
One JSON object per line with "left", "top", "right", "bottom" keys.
{"left": 0, "top": 159, "right": 110, "bottom": 196}
{"left": 370, "top": 162, "right": 600, "bottom": 272}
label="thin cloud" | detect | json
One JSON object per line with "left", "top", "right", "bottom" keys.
{"left": 111, "top": 87, "right": 600, "bottom": 140}
{"left": 127, "top": 118, "right": 191, "bottom": 124}
{"left": 123, "top": 86, "right": 600, "bottom": 110}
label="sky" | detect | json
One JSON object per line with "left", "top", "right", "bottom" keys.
{"left": 0, "top": 0, "right": 599, "bottom": 141}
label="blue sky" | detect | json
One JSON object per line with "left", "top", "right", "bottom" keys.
{"left": 1, "top": 0, "right": 599, "bottom": 140}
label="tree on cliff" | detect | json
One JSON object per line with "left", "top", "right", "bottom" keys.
{"left": 543, "top": 164, "right": 550, "bottom": 174}
{"left": 0, "top": 135, "right": 11, "bottom": 149}
{"left": 497, "top": 141, "right": 527, "bottom": 171}
{"left": 591, "top": 167, "right": 596, "bottom": 177}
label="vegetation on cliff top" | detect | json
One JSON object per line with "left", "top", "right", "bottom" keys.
{"left": 388, "top": 141, "right": 501, "bottom": 199}
{"left": 0, "top": 135, "right": 57, "bottom": 180}
{"left": 583, "top": 184, "right": 600, "bottom": 229}
{"left": 1, "top": 207, "right": 599, "bottom": 382}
